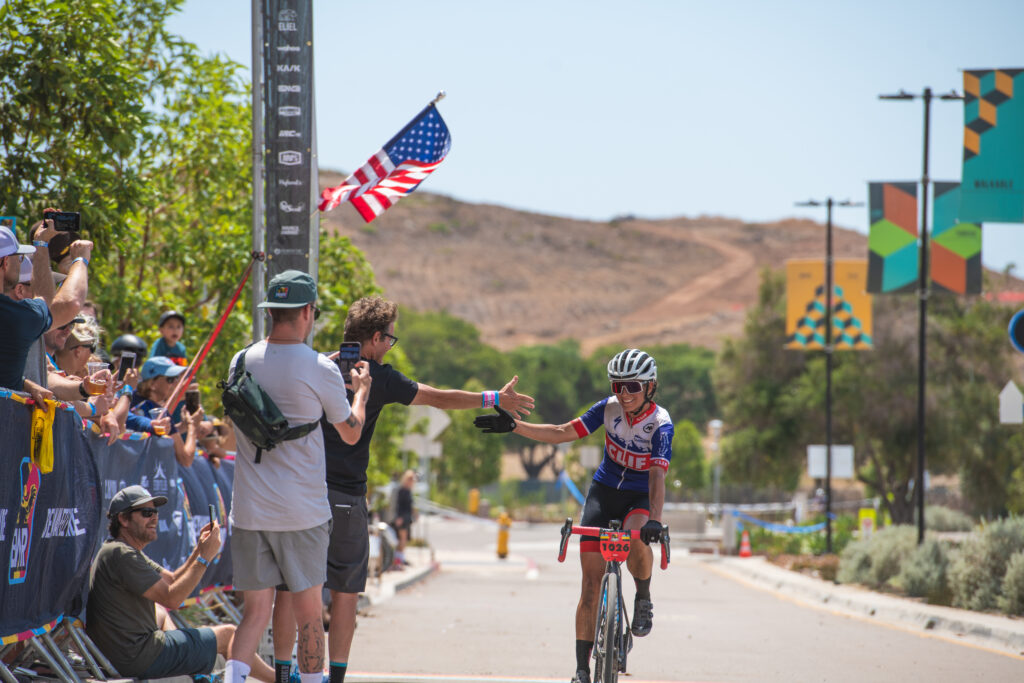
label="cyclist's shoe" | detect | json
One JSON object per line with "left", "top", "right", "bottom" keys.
{"left": 570, "top": 670, "right": 591, "bottom": 683}
{"left": 631, "top": 597, "right": 653, "bottom": 637}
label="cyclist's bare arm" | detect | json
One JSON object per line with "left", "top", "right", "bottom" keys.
{"left": 334, "top": 362, "right": 371, "bottom": 444}
{"left": 510, "top": 419, "right": 579, "bottom": 444}
{"left": 647, "top": 466, "right": 666, "bottom": 522}
{"left": 412, "top": 375, "right": 535, "bottom": 419}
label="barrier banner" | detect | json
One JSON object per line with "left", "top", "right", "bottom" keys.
{"left": 961, "top": 68, "right": 1024, "bottom": 223}
{"left": 867, "top": 181, "right": 919, "bottom": 294}
{"left": 178, "top": 456, "right": 235, "bottom": 593}
{"left": 785, "top": 259, "right": 873, "bottom": 350}
{"left": 932, "top": 181, "right": 982, "bottom": 295}
{"left": 91, "top": 434, "right": 191, "bottom": 571}
{"left": 0, "top": 399, "right": 101, "bottom": 638}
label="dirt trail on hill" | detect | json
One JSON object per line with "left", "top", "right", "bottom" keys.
{"left": 578, "top": 225, "right": 756, "bottom": 355}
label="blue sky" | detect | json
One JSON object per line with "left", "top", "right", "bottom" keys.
{"left": 170, "top": 0, "right": 1023, "bottom": 273}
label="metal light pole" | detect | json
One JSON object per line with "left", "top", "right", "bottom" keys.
{"left": 878, "top": 87, "right": 963, "bottom": 544}
{"left": 250, "top": 0, "right": 265, "bottom": 342}
{"left": 795, "top": 198, "right": 862, "bottom": 553}
{"left": 709, "top": 419, "right": 723, "bottom": 523}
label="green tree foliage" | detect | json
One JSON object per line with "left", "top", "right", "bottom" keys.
{"left": 713, "top": 268, "right": 807, "bottom": 490}
{"left": 398, "top": 308, "right": 511, "bottom": 390}
{"left": 436, "top": 379, "right": 502, "bottom": 493}
{"left": 508, "top": 340, "right": 595, "bottom": 478}
{"left": 0, "top": 0, "right": 380, "bottom": 416}
{"left": 714, "top": 268, "right": 1021, "bottom": 522}
{"left": 665, "top": 419, "right": 707, "bottom": 491}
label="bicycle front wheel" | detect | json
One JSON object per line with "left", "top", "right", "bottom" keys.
{"left": 593, "top": 573, "right": 619, "bottom": 683}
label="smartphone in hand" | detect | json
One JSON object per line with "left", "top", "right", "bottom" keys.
{"left": 42, "top": 210, "right": 81, "bottom": 232}
{"left": 185, "top": 389, "right": 201, "bottom": 415}
{"left": 116, "top": 351, "right": 137, "bottom": 384}
{"left": 208, "top": 504, "right": 217, "bottom": 525}
{"left": 337, "top": 342, "right": 361, "bottom": 380}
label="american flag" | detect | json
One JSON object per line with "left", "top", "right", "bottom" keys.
{"left": 318, "top": 103, "right": 451, "bottom": 222}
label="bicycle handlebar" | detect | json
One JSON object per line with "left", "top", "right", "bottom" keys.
{"left": 557, "top": 517, "right": 671, "bottom": 570}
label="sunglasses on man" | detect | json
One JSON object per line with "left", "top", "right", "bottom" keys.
{"left": 133, "top": 507, "right": 159, "bottom": 518}
{"left": 611, "top": 380, "right": 646, "bottom": 395}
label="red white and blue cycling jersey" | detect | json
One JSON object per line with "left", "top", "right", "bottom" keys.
{"left": 571, "top": 396, "right": 674, "bottom": 492}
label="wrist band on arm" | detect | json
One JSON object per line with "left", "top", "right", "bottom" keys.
{"left": 71, "top": 256, "right": 89, "bottom": 267}
{"left": 196, "top": 556, "right": 210, "bottom": 568}
{"left": 481, "top": 391, "right": 500, "bottom": 408}
{"left": 33, "top": 240, "right": 48, "bottom": 248}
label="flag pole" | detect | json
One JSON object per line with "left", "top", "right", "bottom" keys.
{"left": 431, "top": 91, "right": 447, "bottom": 105}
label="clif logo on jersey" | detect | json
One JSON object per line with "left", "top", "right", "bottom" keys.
{"left": 9, "top": 458, "right": 41, "bottom": 585}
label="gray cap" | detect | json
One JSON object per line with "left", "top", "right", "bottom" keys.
{"left": 107, "top": 485, "right": 168, "bottom": 518}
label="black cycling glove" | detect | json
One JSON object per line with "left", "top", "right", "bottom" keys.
{"left": 473, "top": 406, "right": 516, "bottom": 434}
{"left": 640, "top": 520, "right": 663, "bottom": 545}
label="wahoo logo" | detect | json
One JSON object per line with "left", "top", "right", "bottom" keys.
{"left": 9, "top": 458, "right": 41, "bottom": 585}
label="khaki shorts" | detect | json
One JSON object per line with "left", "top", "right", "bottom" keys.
{"left": 231, "top": 521, "right": 330, "bottom": 592}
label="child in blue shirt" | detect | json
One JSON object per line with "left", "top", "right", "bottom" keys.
{"left": 149, "top": 310, "right": 187, "bottom": 365}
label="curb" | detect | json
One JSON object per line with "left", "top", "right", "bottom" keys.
{"left": 705, "top": 556, "right": 1024, "bottom": 656}
{"left": 357, "top": 559, "right": 439, "bottom": 610}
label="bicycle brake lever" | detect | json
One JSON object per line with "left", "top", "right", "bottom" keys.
{"left": 660, "top": 525, "right": 671, "bottom": 569}
{"left": 558, "top": 517, "right": 573, "bottom": 562}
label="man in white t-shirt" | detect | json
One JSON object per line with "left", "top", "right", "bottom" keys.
{"left": 225, "top": 270, "right": 370, "bottom": 683}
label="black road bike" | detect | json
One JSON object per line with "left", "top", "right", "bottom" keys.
{"left": 558, "top": 518, "right": 670, "bottom": 683}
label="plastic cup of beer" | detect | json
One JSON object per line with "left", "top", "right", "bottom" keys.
{"left": 149, "top": 408, "right": 168, "bottom": 437}
{"left": 85, "top": 361, "right": 107, "bottom": 396}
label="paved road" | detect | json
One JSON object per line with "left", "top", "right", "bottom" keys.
{"left": 344, "top": 517, "right": 1023, "bottom": 683}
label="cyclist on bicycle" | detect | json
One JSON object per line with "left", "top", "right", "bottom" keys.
{"left": 475, "top": 348, "right": 673, "bottom": 683}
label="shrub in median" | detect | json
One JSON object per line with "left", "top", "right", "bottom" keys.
{"left": 837, "top": 525, "right": 917, "bottom": 588}
{"left": 949, "top": 516, "right": 1024, "bottom": 611}
{"left": 922, "top": 505, "right": 974, "bottom": 532}
{"left": 1000, "top": 550, "right": 1024, "bottom": 616}
{"left": 896, "top": 537, "right": 951, "bottom": 605}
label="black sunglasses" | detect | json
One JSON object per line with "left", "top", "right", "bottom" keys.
{"left": 382, "top": 332, "right": 398, "bottom": 347}
{"left": 133, "top": 507, "right": 159, "bottom": 518}
{"left": 312, "top": 305, "right": 321, "bottom": 320}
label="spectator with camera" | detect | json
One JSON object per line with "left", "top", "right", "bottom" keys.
{"left": 0, "top": 211, "right": 94, "bottom": 401}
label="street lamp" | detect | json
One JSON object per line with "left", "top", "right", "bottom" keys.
{"left": 795, "top": 198, "right": 863, "bottom": 553}
{"left": 878, "top": 87, "right": 963, "bottom": 544}
{"left": 709, "top": 419, "right": 723, "bottom": 523}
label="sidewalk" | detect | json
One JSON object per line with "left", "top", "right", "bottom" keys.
{"left": 358, "top": 545, "right": 439, "bottom": 610}
{"left": 703, "top": 554, "right": 1024, "bottom": 657}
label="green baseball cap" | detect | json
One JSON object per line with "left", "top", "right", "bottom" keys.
{"left": 258, "top": 269, "right": 318, "bottom": 308}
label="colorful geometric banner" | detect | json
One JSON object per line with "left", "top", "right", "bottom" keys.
{"left": 960, "top": 68, "right": 1024, "bottom": 223}
{"left": 932, "top": 182, "right": 982, "bottom": 295}
{"left": 867, "top": 182, "right": 918, "bottom": 294}
{"left": 785, "top": 259, "right": 873, "bottom": 351}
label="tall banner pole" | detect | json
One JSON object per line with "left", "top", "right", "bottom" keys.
{"left": 263, "top": 0, "right": 316, "bottom": 314}
{"left": 251, "top": 0, "right": 265, "bottom": 342}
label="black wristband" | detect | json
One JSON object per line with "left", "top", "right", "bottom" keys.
{"left": 78, "top": 380, "right": 89, "bottom": 399}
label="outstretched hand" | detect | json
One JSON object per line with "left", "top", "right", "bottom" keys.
{"left": 497, "top": 376, "right": 535, "bottom": 419}
{"left": 473, "top": 406, "right": 517, "bottom": 434}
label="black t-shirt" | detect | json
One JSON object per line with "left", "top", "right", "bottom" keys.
{"left": 323, "top": 358, "right": 418, "bottom": 495}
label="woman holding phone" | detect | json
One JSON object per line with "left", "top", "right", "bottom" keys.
{"left": 134, "top": 357, "right": 202, "bottom": 466}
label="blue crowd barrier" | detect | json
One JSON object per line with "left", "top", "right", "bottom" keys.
{"left": 1, "top": 393, "right": 235, "bottom": 643}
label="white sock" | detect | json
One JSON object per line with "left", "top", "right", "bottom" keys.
{"left": 226, "top": 659, "right": 251, "bottom": 683}
{"left": 300, "top": 672, "right": 323, "bottom": 683}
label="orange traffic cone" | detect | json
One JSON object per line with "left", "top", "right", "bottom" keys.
{"left": 739, "top": 529, "right": 752, "bottom": 558}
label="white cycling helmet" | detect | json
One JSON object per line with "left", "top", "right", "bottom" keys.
{"left": 607, "top": 349, "right": 657, "bottom": 382}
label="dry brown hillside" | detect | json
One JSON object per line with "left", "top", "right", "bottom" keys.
{"left": 319, "top": 171, "right": 1023, "bottom": 353}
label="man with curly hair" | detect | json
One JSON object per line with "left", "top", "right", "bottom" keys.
{"left": 273, "top": 295, "right": 534, "bottom": 683}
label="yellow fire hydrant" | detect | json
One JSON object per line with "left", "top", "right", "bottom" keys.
{"left": 497, "top": 511, "right": 511, "bottom": 559}
{"left": 468, "top": 488, "right": 480, "bottom": 515}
